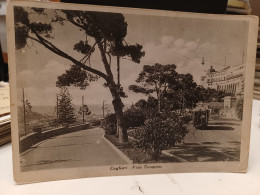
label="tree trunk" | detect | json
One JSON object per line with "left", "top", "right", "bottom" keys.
{"left": 109, "top": 85, "right": 128, "bottom": 143}
{"left": 97, "top": 41, "right": 128, "bottom": 143}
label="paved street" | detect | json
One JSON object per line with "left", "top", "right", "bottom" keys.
{"left": 20, "top": 116, "right": 242, "bottom": 170}
{"left": 20, "top": 127, "right": 128, "bottom": 171}
{"left": 168, "top": 117, "right": 241, "bottom": 162}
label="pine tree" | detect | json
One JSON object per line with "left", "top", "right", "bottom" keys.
{"left": 14, "top": 7, "right": 145, "bottom": 143}
{"left": 57, "top": 87, "right": 76, "bottom": 125}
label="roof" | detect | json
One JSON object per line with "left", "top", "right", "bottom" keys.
{"left": 207, "top": 66, "right": 216, "bottom": 74}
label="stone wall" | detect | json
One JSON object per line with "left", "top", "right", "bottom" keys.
{"left": 19, "top": 123, "right": 90, "bottom": 153}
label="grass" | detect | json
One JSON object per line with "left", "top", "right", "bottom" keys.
{"left": 105, "top": 134, "right": 182, "bottom": 163}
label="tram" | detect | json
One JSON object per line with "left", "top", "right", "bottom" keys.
{"left": 192, "top": 107, "right": 210, "bottom": 129}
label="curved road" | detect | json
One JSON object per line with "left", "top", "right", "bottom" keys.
{"left": 20, "top": 127, "right": 128, "bottom": 172}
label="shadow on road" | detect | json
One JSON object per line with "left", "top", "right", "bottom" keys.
{"left": 204, "top": 125, "right": 234, "bottom": 130}
{"left": 209, "top": 121, "right": 241, "bottom": 126}
{"left": 169, "top": 141, "right": 240, "bottom": 162}
{"left": 21, "top": 159, "right": 81, "bottom": 172}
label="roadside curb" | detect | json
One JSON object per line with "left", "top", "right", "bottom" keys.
{"left": 102, "top": 134, "right": 133, "bottom": 164}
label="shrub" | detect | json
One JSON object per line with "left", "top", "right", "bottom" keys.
{"left": 91, "top": 120, "right": 101, "bottom": 127}
{"left": 180, "top": 115, "right": 192, "bottom": 124}
{"left": 32, "top": 124, "right": 43, "bottom": 134}
{"left": 102, "top": 102, "right": 158, "bottom": 135}
{"left": 48, "top": 119, "right": 60, "bottom": 128}
{"left": 102, "top": 114, "right": 117, "bottom": 135}
{"left": 124, "top": 106, "right": 146, "bottom": 128}
{"left": 208, "top": 102, "right": 223, "bottom": 115}
{"left": 235, "top": 97, "right": 244, "bottom": 120}
{"left": 132, "top": 112, "right": 188, "bottom": 160}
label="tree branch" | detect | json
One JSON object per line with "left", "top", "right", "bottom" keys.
{"left": 154, "top": 82, "right": 159, "bottom": 100}
{"left": 29, "top": 31, "right": 108, "bottom": 81}
{"left": 80, "top": 41, "right": 97, "bottom": 64}
{"left": 162, "top": 83, "right": 168, "bottom": 96}
{"left": 97, "top": 41, "right": 114, "bottom": 83}
{"left": 66, "top": 17, "right": 86, "bottom": 31}
{"left": 28, "top": 35, "right": 42, "bottom": 45}
{"left": 106, "top": 52, "right": 111, "bottom": 66}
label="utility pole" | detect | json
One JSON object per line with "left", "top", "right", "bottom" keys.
{"left": 117, "top": 56, "right": 120, "bottom": 88}
{"left": 242, "top": 50, "right": 244, "bottom": 64}
{"left": 103, "top": 101, "right": 105, "bottom": 118}
{"left": 116, "top": 56, "right": 120, "bottom": 135}
{"left": 22, "top": 88, "right": 27, "bottom": 136}
{"left": 82, "top": 95, "right": 84, "bottom": 123}
{"left": 56, "top": 94, "right": 59, "bottom": 120}
{"left": 102, "top": 100, "right": 106, "bottom": 118}
{"left": 182, "top": 82, "right": 185, "bottom": 114}
{"left": 158, "top": 70, "right": 161, "bottom": 112}
{"left": 178, "top": 77, "right": 185, "bottom": 115}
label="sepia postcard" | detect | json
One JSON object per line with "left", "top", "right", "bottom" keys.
{"left": 7, "top": 0, "right": 258, "bottom": 183}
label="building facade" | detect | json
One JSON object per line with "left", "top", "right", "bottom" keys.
{"left": 200, "top": 64, "right": 245, "bottom": 119}
{"left": 200, "top": 64, "right": 245, "bottom": 95}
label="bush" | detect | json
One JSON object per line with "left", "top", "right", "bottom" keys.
{"left": 180, "top": 115, "right": 192, "bottom": 124}
{"left": 91, "top": 120, "right": 101, "bottom": 127}
{"left": 103, "top": 103, "right": 156, "bottom": 134}
{"left": 132, "top": 112, "right": 188, "bottom": 160}
{"left": 208, "top": 102, "right": 223, "bottom": 115}
{"left": 32, "top": 124, "right": 43, "bottom": 134}
{"left": 102, "top": 114, "right": 117, "bottom": 135}
{"left": 235, "top": 97, "right": 244, "bottom": 120}
{"left": 48, "top": 119, "right": 61, "bottom": 128}
{"left": 124, "top": 106, "right": 146, "bottom": 128}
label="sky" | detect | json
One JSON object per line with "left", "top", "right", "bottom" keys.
{"left": 15, "top": 7, "right": 249, "bottom": 107}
